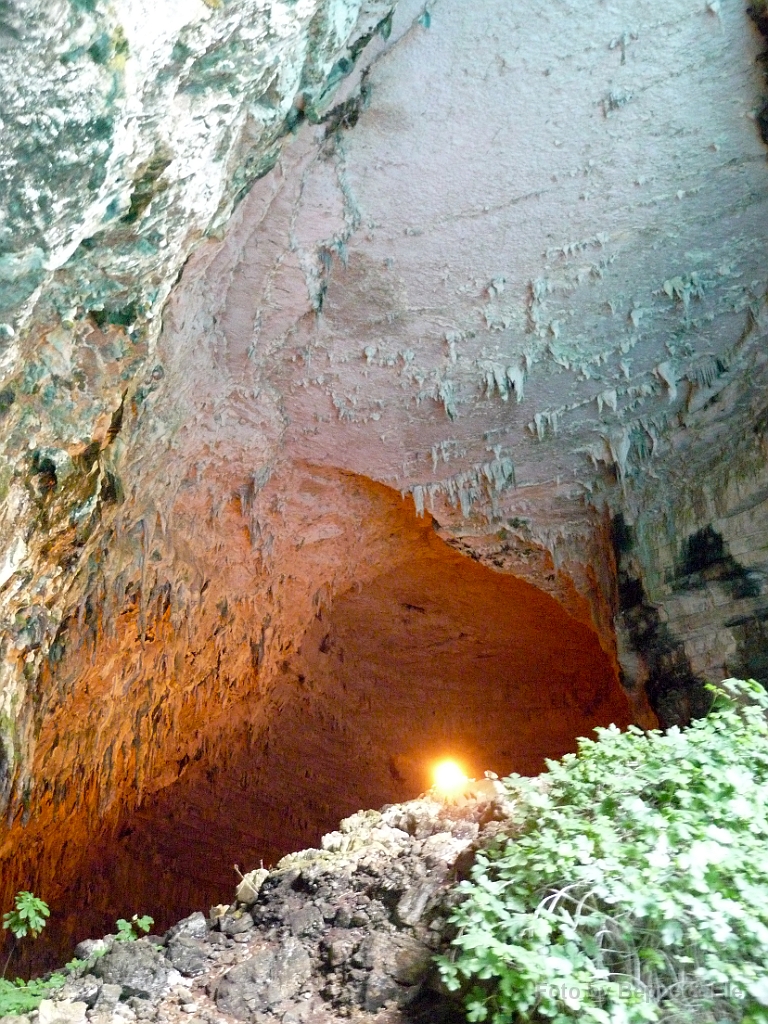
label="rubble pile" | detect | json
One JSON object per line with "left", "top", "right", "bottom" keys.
{"left": 9, "top": 786, "right": 517, "bottom": 1024}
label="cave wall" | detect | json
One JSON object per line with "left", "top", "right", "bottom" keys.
{"left": 1, "top": 0, "right": 768, "bottom": 966}
{"left": 615, "top": 451, "right": 768, "bottom": 724}
{"left": 0, "top": 465, "right": 632, "bottom": 966}
{"left": 0, "top": 0, "right": 401, "bottom": 804}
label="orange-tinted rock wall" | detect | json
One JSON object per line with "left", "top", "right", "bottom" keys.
{"left": 0, "top": 468, "right": 630, "bottom": 973}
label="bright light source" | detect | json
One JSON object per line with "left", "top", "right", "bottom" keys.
{"left": 433, "top": 759, "right": 468, "bottom": 793}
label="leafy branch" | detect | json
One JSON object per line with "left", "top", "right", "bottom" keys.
{"left": 438, "top": 678, "right": 768, "bottom": 1024}
{"left": 115, "top": 914, "right": 154, "bottom": 942}
{"left": 2, "top": 891, "right": 50, "bottom": 981}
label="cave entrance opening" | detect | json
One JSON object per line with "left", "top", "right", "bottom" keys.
{"left": 89, "top": 486, "right": 631, "bottom": 944}
{"left": 3, "top": 473, "right": 631, "bottom": 971}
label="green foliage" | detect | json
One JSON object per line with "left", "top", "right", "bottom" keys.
{"left": 115, "top": 914, "right": 154, "bottom": 942}
{"left": 438, "top": 679, "right": 768, "bottom": 1024}
{"left": 1, "top": 892, "right": 55, "bottom": 1012}
{"left": 2, "top": 892, "right": 50, "bottom": 941}
{"left": 0, "top": 974, "right": 65, "bottom": 1016}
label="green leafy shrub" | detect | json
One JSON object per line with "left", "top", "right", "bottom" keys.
{"left": 115, "top": 914, "right": 154, "bottom": 942}
{"left": 0, "top": 975, "right": 65, "bottom": 1017}
{"left": 438, "top": 678, "right": 768, "bottom": 1024}
{"left": 0, "top": 951, "right": 111, "bottom": 1015}
{"left": 2, "top": 891, "right": 51, "bottom": 986}
{"left": 1, "top": 891, "right": 58, "bottom": 1015}
{"left": 2, "top": 892, "right": 49, "bottom": 942}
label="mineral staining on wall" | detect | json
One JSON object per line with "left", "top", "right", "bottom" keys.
{"left": 0, "top": 0, "right": 396, "bottom": 337}
{"left": 0, "top": 0, "right": 398, "bottom": 799}
{"left": 180, "top": 0, "right": 768, "bottom": 704}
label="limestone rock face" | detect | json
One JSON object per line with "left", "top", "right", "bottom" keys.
{"left": 0, "top": 0, "right": 395, "bottom": 334}
{"left": 0, "top": 0, "right": 397, "bottom": 793}
{"left": 1, "top": 0, "right": 768, "bottom": 970}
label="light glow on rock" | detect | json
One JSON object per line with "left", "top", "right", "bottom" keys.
{"left": 432, "top": 759, "right": 468, "bottom": 794}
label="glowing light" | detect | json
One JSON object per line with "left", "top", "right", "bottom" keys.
{"left": 433, "top": 759, "right": 468, "bottom": 793}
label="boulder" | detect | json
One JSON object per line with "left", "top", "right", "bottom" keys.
{"left": 215, "top": 939, "right": 312, "bottom": 1019}
{"left": 219, "top": 909, "right": 255, "bottom": 937}
{"left": 164, "top": 912, "right": 208, "bottom": 944}
{"left": 235, "top": 870, "right": 269, "bottom": 906}
{"left": 165, "top": 937, "right": 209, "bottom": 978}
{"left": 91, "top": 940, "right": 172, "bottom": 1000}
{"left": 37, "top": 1001, "right": 87, "bottom": 1024}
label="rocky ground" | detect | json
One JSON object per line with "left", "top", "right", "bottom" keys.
{"left": 6, "top": 784, "right": 519, "bottom": 1024}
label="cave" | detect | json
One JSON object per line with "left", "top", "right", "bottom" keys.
{"left": 1, "top": 471, "right": 630, "bottom": 971}
{"left": 2, "top": 0, "right": 768, "bottom": 1001}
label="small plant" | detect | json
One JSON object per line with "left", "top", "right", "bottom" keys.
{"left": 115, "top": 914, "right": 154, "bottom": 942}
{"left": 3, "top": 892, "right": 49, "bottom": 943}
{"left": 0, "top": 975, "right": 65, "bottom": 1017}
{"left": 2, "top": 891, "right": 50, "bottom": 980}
{"left": 0, "top": 895, "right": 105, "bottom": 1016}
{"left": 438, "top": 678, "right": 768, "bottom": 1024}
